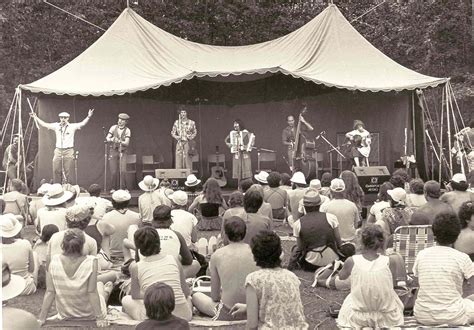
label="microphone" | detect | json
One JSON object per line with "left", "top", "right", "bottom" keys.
{"left": 316, "top": 131, "right": 325, "bottom": 140}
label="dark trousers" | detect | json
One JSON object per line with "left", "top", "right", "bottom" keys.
{"left": 109, "top": 149, "right": 127, "bottom": 190}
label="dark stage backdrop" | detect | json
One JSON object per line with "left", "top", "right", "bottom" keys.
{"left": 35, "top": 79, "right": 410, "bottom": 189}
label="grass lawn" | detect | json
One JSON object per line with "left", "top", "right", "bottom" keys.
{"left": 6, "top": 223, "right": 347, "bottom": 329}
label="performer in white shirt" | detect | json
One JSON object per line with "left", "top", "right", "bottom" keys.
{"left": 30, "top": 109, "right": 93, "bottom": 184}
{"left": 345, "top": 120, "right": 371, "bottom": 167}
{"left": 171, "top": 106, "right": 197, "bottom": 170}
{"left": 106, "top": 113, "right": 131, "bottom": 191}
{"left": 225, "top": 119, "right": 255, "bottom": 184}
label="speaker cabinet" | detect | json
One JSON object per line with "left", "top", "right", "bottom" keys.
{"left": 155, "top": 169, "right": 191, "bottom": 190}
{"left": 353, "top": 166, "right": 390, "bottom": 194}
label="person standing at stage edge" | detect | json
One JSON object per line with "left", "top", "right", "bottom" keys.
{"left": 171, "top": 105, "right": 197, "bottom": 170}
{"left": 107, "top": 113, "right": 131, "bottom": 192}
{"left": 30, "top": 109, "right": 94, "bottom": 184}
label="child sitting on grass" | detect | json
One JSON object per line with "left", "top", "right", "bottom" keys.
{"left": 337, "top": 224, "right": 404, "bottom": 328}
{"left": 136, "top": 282, "right": 190, "bottom": 330}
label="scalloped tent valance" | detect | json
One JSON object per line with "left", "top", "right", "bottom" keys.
{"left": 20, "top": 4, "right": 447, "bottom": 96}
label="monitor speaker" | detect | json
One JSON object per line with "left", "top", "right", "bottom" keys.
{"left": 353, "top": 166, "right": 390, "bottom": 194}
{"left": 155, "top": 169, "right": 190, "bottom": 190}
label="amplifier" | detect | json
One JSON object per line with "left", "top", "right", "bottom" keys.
{"left": 155, "top": 169, "right": 191, "bottom": 190}
{"left": 353, "top": 166, "right": 390, "bottom": 194}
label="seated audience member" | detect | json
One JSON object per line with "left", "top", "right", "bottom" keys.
{"left": 468, "top": 170, "right": 474, "bottom": 193}
{"left": 36, "top": 183, "right": 74, "bottom": 234}
{"left": 340, "top": 170, "right": 365, "bottom": 212}
{"left": 84, "top": 204, "right": 116, "bottom": 269}
{"left": 287, "top": 171, "right": 307, "bottom": 227}
{"left": 38, "top": 229, "right": 113, "bottom": 327}
{"left": 156, "top": 179, "right": 173, "bottom": 207}
{"left": 47, "top": 204, "right": 97, "bottom": 267}
{"left": 367, "top": 182, "right": 394, "bottom": 223}
{"left": 231, "top": 231, "right": 308, "bottom": 328}
{"left": 122, "top": 227, "right": 192, "bottom": 321}
{"left": 125, "top": 205, "right": 200, "bottom": 278}
{"left": 192, "top": 217, "right": 258, "bottom": 320}
{"left": 169, "top": 190, "right": 198, "bottom": 248}
{"left": 78, "top": 184, "right": 113, "bottom": 220}
{"left": 248, "top": 184, "right": 273, "bottom": 221}
{"left": 136, "top": 282, "right": 190, "bottom": 330}
{"left": 29, "top": 183, "right": 51, "bottom": 223}
{"left": 296, "top": 179, "right": 330, "bottom": 218}
{"left": 405, "top": 178, "right": 427, "bottom": 208}
{"left": 279, "top": 172, "right": 292, "bottom": 191}
{"left": 2, "top": 263, "right": 40, "bottom": 330}
{"left": 410, "top": 180, "right": 454, "bottom": 225}
{"left": 221, "top": 191, "right": 246, "bottom": 245}
{"left": 263, "top": 172, "right": 288, "bottom": 220}
{"left": 321, "top": 179, "right": 360, "bottom": 242}
{"left": 413, "top": 212, "right": 474, "bottom": 326}
{"left": 243, "top": 190, "right": 273, "bottom": 244}
{"left": 455, "top": 201, "right": 474, "bottom": 260}
{"left": 102, "top": 190, "right": 140, "bottom": 259}
{"left": 288, "top": 190, "right": 343, "bottom": 271}
{"left": 320, "top": 172, "right": 333, "bottom": 197}
{"left": 189, "top": 178, "right": 228, "bottom": 231}
{"left": 376, "top": 187, "right": 414, "bottom": 238}
{"left": 441, "top": 173, "right": 473, "bottom": 215}
{"left": 0, "top": 214, "right": 37, "bottom": 295}
{"left": 391, "top": 168, "right": 411, "bottom": 189}
{"left": 138, "top": 176, "right": 162, "bottom": 222}
{"left": 1, "top": 179, "right": 29, "bottom": 224}
{"left": 254, "top": 171, "right": 269, "bottom": 190}
{"left": 184, "top": 174, "right": 202, "bottom": 206}
{"left": 33, "top": 224, "right": 59, "bottom": 288}
{"left": 337, "top": 225, "right": 404, "bottom": 328}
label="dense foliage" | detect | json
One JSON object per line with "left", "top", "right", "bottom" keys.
{"left": 0, "top": 0, "right": 472, "bottom": 124}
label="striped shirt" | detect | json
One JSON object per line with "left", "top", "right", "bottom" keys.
{"left": 413, "top": 246, "right": 474, "bottom": 325}
{"left": 49, "top": 255, "right": 98, "bottom": 319}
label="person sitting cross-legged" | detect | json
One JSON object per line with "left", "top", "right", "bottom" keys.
{"left": 38, "top": 229, "right": 113, "bottom": 327}
{"left": 192, "top": 217, "right": 258, "bottom": 320}
{"left": 413, "top": 211, "right": 474, "bottom": 326}
{"left": 122, "top": 226, "right": 192, "bottom": 321}
{"left": 288, "top": 190, "right": 344, "bottom": 271}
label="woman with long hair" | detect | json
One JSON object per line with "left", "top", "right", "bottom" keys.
{"left": 367, "top": 182, "right": 394, "bottom": 224}
{"left": 189, "top": 178, "right": 228, "bottom": 231}
{"left": 340, "top": 170, "right": 365, "bottom": 211}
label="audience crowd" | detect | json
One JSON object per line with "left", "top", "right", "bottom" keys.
{"left": 1, "top": 167, "right": 473, "bottom": 328}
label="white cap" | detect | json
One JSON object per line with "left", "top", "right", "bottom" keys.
{"left": 290, "top": 171, "right": 306, "bottom": 185}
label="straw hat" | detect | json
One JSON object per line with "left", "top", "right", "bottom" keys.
{"left": 169, "top": 190, "right": 188, "bottom": 206}
{"left": 37, "top": 183, "right": 52, "bottom": 196}
{"left": 42, "top": 184, "right": 74, "bottom": 207}
{"left": 0, "top": 214, "right": 22, "bottom": 238}
{"left": 290, "top": 171, "right": 306, "bottom": 185}
{"left": 65, "top": 204, "right": 93, "bottom": 223}
{"left": 184, "top": 174, "right": 201, "bottom": 187}
{"left": 2, "top": 263, "right": 26, "bottom": 301}
{"left": 254, "top": 171, "right": 269, "bottom": 184}
{"left": 139, "top": 175, "right": 160, "bottom": 192}
{"left": 303, "top": 190, "right": 323, "bottom": 207}
{"left": 309, "top": 179, "right": 322, "bottom": 190}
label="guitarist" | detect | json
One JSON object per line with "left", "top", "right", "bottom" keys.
{"left": 171, "top": 105, "right": 197, "bottom": 170}
{"left": 345, "top": 119, "right": 371, "bottom": 167}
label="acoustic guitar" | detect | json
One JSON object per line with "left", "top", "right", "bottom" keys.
{"left": 210, "top": 146, "right": 227, "bottom": 187}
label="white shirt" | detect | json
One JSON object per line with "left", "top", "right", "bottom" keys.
{"left": 48, "top": 230, "right": 97, "bottom": 260}
{"left": 414, "top": 246, "right": 474, "bottom": 325}
{"left": 42, "top": 122, "right": 84, "bottom": 149}
{"left": 170, "top": 209, "right": 198, "bottom": 247}
{"left": 37, "top": 207, "right": 68, "bottom": 233}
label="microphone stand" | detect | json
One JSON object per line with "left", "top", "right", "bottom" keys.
{"left": 74, "top": 150, "right": 79, "bottom": 185}
{"left": 318, "top": 133, "right": 345, "bottom": 176}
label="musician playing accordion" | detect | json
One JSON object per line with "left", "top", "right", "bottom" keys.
{"left": 225, "top": 119, "right": 255, "bottom": 181}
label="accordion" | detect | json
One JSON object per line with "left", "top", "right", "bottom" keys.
{"left": 229, "top": 130, "right": 255, "bottom": 154}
